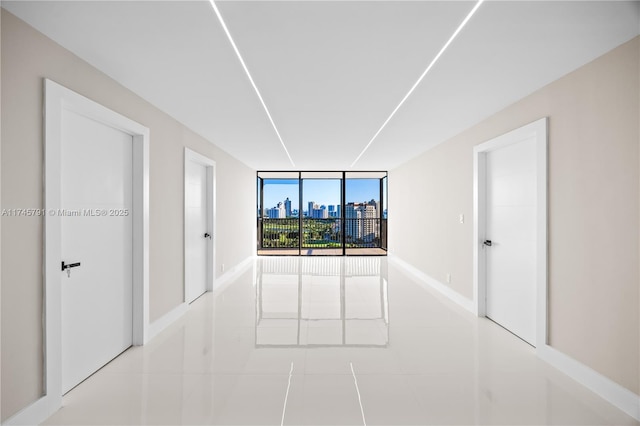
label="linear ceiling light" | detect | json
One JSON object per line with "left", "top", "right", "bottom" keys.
{"left": 209, "top": 0, "right": 295, "bottom": 167}
{"left": 350, "top": 0, "right": 485, "bottom": 167}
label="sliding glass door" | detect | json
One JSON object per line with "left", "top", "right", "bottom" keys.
{"left": 258, "top": 172, "right": 300, "bottom": 254}
{"left": 301, "top": 172, "right": 342, "bottom": 255}
{"left": 345, "top": 172, "right": 383, "bottom": 253}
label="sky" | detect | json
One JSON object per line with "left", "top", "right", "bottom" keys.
{"left": 261, "top": 178, "right": 384, "bottom": 211}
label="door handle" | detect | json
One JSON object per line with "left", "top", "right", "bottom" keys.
{"left": 204, "top": 233, "right": 212, "bottom": 239}
{"left": 483, "top": 240, "right": 492, "bottom": 247}
{"left": 62, "top": 261, "right": 81, "bottom": 277}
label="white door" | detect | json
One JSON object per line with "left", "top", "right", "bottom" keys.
{"left": 61, "top": 109, "right": 133, "bottom": 393}
{"left": 484, "top": 136, "right": 537, "bottom": 346}
{"left": 185, "top": 160, "right": 209, "bottom": 303}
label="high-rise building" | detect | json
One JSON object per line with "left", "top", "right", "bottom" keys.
{"left": 362, "top": 201, "right": 378, "bottom": 242}
{"left": 372, "top": 199, "right": 381, "bottom": 216}
{"left": 308, "top": 201, "right": 317, "bottom": 217}
{"left": 284, "top": 198, "right": 292, "bottom": 217}
{"left": 312, "top": 206, "right": 328, "bottom": 219}
{"left": 345, "top": 203, "right": 361, "bottom": 240}
{"left": 345, "top": 201, "right": 378, "bottom": 242}
{"left": 267, "top": 202, "right": 286, "bottom": 219}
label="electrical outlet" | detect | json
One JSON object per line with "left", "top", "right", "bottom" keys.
{"left": 446, "top": 273, "right": 451, "bottom": 283}
{"left": 459, "top": 214, "right": 464, "bottom": 224}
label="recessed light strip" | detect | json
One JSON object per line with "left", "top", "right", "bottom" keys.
{"left": 209, "top": 0, "right": 295, "bottom": 167}
{"left": 350, "top": 0, "right": 485, "bottom": 167}
{"left": 350, "top": 362, "right": 367, "bottom": 426}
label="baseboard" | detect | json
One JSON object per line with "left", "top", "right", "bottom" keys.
{"left": 146, "top": 302, "right": 189, "bottom": 341}
{"left": 538, "top": 344, "right": 640, "bottom": 421}
{"left": 389, "top": 253, "right": 475, "bottom": 313}
{"left": 212, "top": 255, "right": 254, "bottom": 296}
{"left": 3, "top": 394, "right": 55, "bottom": 425}
{"left": 147, "top": 255, "right": 254, "bottom": 340}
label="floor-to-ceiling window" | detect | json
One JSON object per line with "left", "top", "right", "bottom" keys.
{"left": 344, "top": 172, "right": 386, "bottom": 255}
{"left": 257, "top": 172, "right": 300, "bottom": 252}
{"left": 257, "top": 171, "right": 387, "bottom": 256}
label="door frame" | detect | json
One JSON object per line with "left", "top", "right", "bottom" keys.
{"left": 473, "top": 117, "right": 547, "bottom": 347}
{"left": 184, "top": 148, "right": 216, "bottom": 300}
{"left": 43, "top": 79, "right": 150, "bottom": 414}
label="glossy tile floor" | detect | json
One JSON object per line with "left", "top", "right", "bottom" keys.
{"left": 43, "top": 257, "right": 638, "bottom": 425}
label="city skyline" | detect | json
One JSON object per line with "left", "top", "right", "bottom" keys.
{"left": 261, "top": 178, "right": 384, "bottom": 211}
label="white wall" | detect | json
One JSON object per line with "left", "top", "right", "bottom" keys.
{"left": 389, "top": 36, "right": 639, "bottom": 395}
{"left": 1, "top": 10, "right": 255, "bottom": 421}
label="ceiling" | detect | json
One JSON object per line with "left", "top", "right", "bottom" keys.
{"left": 3, "top": 0, "right": 639, "bottom": 170}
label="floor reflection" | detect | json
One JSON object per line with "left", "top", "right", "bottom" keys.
{"left": 40, "top": 256, "right": 639, "bottom": 425}
{"left": 255, "top": 257, "right": 389, "bottom": 347}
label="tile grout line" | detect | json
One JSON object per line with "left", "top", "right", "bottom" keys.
{"left": 350, "top": 362, "right": 367, "bottom": 426}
